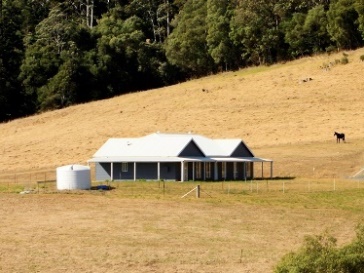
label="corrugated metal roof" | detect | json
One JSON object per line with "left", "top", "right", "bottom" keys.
{"left": 91, "top": 132, "right": 265, "bottom": 161}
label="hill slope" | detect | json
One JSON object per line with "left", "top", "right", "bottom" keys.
{"left": 1, "top": 49, "right": 364, "bottom": 178}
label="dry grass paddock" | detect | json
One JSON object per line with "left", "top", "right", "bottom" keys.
{"left": 1, "top": 188, "right": 364, "bottom": 273}
{"left": 1, "top": 48, "right": 364, "bottom": 272}
{"left": 0, "top": 49, "right": 364, "bottom": 177}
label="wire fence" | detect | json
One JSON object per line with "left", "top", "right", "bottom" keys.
{"left": 0, "top": 170, "right": 56, "bottom": 193}
{"left": 0, "top": 170, "right": 363, "bottom": 196}
{"left": 104, "top": 179, "right": 364, "bottom": 200}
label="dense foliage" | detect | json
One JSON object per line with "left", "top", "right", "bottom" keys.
{"left": 275, "top": 223, "right": 364, "bottom": 273}
{"left": 1, "top": 0, "right": 364, "bottom": 121}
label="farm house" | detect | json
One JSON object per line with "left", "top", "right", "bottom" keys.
{"left": 88, "top": 132, "right": 273, "bottom": 182}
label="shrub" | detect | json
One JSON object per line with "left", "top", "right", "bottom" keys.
{"left": 341, "top": 57, "right": 349, "bottom": 64}
{"left": 274, "top": 224, "right": 364, "bottom": 273}
{"left": 360, "top": 55, "right": 364, "bottom": 62}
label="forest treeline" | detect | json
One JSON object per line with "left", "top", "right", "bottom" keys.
{"left": 1, "top": 0, "right": 364, "bottom": 122}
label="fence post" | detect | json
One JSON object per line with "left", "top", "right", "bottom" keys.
{"left": 196, "top": 185, "right": 200, "bottom": 198}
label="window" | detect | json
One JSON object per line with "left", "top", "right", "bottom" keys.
{"left": 121, "top": 162, "right": 128, "bottom": 172}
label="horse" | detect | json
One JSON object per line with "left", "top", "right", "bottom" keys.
{"left": 334, "top": 132, "right": 345, "bottom": 143}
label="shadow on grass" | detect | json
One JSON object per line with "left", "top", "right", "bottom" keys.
{"left": 254, "top": 176, "right": 296, "bottom": 181}
{"left": 197, "top": 176, "right": 296, "bottom": 183}
{"left": 90, "top": 185, "right": 115, "bottom": 191}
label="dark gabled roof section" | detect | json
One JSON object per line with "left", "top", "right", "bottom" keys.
{"left": 231, "top": 141, "right": 254, "bottom": 157}
{"left": 178, "top": 140, "right": 205, "bottom": 157}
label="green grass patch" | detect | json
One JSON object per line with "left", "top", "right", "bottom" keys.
{"left": 98, "top": 179, "right": 364, "bottom": 213}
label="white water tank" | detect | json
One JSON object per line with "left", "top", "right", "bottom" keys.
{"left": 56, "top": 164, "right": 91, "bottom": 190}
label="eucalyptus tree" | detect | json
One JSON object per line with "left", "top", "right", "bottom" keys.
{"left": 126, "top": 0, "right": 162, "bottom": 42}
{"left": 355, "top": 0, "right": 364, "bottom": 39}
{"left": 0, "top": 0, "right": 30, "bottom": 120}
{"left": 206, "top": 0, "right": 238, "bottom": 71}
{"left": 125, "top": 0, "right": 183, "bottom": 43}
{"left": 276, "top": 0, "right": 331, "bottom": 14}
{"left": 282, "top": 13, "right": 309, "bottom": 57}
{"left": 230, "top": 0, "right": 284, "bottom": 65}
{"left": 50, "top": 0, "right": 112, "bottom": 27}
{"left": 165, "top": 0, "right": 214, "bottom": 76}
{"left": 304, "top": 5, "right": 332, "bottom": 52}
{"left": 283, "top": 5, "right": 331, "bottom": 57}
{"left": 327, "top": 0, "right": 363, "bottom": 49}
{"left": 20, "top": 5, "right": 93, "bottom": 111}
{"left": 92, "top": 9, "right": 147, "bottom": 97}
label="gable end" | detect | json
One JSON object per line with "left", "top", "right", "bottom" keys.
{"left": 231, "top": 142, "right": 254, "bottom": 157}
{"left": 179, "top": 140, "right": 205, "bottom": 157}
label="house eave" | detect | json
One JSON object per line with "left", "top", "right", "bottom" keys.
{"left": 88, "top": 156, "right": 273, "bottom": 163}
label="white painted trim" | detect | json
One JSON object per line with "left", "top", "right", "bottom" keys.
{"left": 157, "top": 162, "right": 160, "bottom": 180}
{"left": 111, "top": 162, "right": 114, "bottom": 181}
{"left": 181, "top": 162, "right": 184, "bottom": 182}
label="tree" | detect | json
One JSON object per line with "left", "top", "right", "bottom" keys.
{"left": 206, "top": 0, "right": 237, "bottom": 71}
{"left": 304, "top": 5, "right": 332, "bottom": 52}
{"left": 230, "top": 0, "right": 283, "bottom": 65}
{"left": 283, "top": 13, "right": 310, "bottom": 58}
{"left": 20, "top": 5, "right": 93, "bottom": 111}
{"left": 283, "top": 5, "right": 331, "bottom": 57}
{"left": 275, "top": 224, "right": 364, "bottom": 273}
{"left": 276, "top": 0, "right": 332, "bottom": 14}
{"left": 355, "top": 0, "right": 364, "bottom": 39}
{"left": 165, "top": 0, "right": 213, "bottom": 76}
{"left": 125, "top": 0, "right": 162, "bottom": 43}
{"left": 327, "top": 0, "right": 363, "bottom": 49}
{"left": 92, "top": 11, "right": 145, "bottom": 97}
{"left": 0, "top": 0, "right": 31, "bottom": 121}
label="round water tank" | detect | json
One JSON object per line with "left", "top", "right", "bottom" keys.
{"left": 56, "top": 164, "right": 91, "bottom": 190}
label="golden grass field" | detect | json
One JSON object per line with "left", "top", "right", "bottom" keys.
{"left": 1, "top": 49, "right": 364, "bottom": 272}
{"left": 0, "top": 49, "right": 364, "bottom": 177}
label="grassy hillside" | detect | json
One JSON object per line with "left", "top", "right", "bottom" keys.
{"left": 0, "top": 49, "right": 364, "bottom": 178}
{"left": 1, "top": 50, "right": 364, "bottom": 273}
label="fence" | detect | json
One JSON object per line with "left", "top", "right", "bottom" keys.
{"left": 0, "top": 170, "right": 56, "bottom": 193}
{"left": 0, "top": 172, "right": 363, "bottom": 196}
{"left": 92, "top": 178, "right": 364, "bottom": 199}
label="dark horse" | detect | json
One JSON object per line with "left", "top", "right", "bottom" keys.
{"left": 334, "top": 132, "right": 345, "bottom": 143}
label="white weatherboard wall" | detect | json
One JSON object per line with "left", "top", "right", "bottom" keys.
{"left": 56, "top": 165, "right": 91, "bottom": 190}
